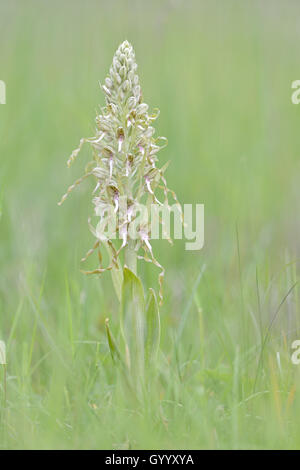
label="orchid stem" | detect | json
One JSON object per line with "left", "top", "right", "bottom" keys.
{"left": 125, "top": 240, "right": 137, "bottom": 275}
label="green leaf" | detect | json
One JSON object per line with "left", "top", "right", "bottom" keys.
{"left": 121, "top": 267, "right": 145, "bottom": 376}
{"left": 105, "top": 318, "right": 122, "bottom": 364}
{"left": 145, "top": 288, "right": 160, "bottom": 366}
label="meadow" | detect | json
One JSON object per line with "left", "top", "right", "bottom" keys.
{"left": 1, "top": 0, "right": 300, "bottom": 449}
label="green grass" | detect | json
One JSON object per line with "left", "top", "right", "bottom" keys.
{"left": 1, "top": 0, "right": 300, "bottom": 449}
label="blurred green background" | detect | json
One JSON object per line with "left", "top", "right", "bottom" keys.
{"left": 1, "top": 0, "right": 300, "bottom": 449}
